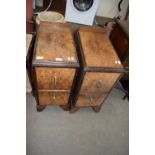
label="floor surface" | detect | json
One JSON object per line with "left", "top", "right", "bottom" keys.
{"left": 26, "top": 88, "right": 129, "bottom": 155}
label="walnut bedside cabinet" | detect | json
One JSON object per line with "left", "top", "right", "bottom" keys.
{"left": 32, "top": 22, "right": 79, "bottom": 112}
{"left": 71, "top": 27, "right": 125, "bottom": 113}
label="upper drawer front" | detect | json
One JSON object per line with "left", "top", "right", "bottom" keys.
{"left": 36, "top": 67, "right": 75, "bottom": 90}
{"left": 80, "top": 72, "right": 120, "bottom": 94}
{"left": 38, "top": 91, "right": 69, "bottom": 106}
{"left": 76, "top": 93, "right": 107, "bottom": 107}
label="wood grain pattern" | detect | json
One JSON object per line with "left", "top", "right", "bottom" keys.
{"left": 38, "top": 91, "right": 69, "bottom": 105}
{"left": 34, "top": 22, "right": 78, "bottom": 64}
{"left": 80, "top": 72, "right": 120, "bottom": 94}
{"left": 72, "top": 27, "right": 123, "bottom": 111}
{"left": 32, "top": 22, "right": 79, "bottom": 111}
{"left": 75, "top": 93, "right": 107, "bottom": 107}
{"left": 37, "top": 105, "right": 46, "bottom": 112}
{"left": 35, "top": 67, "right": 75, "bottom": 90}
{"left": 78, "top": 27, "right": 123, "bottom": 68}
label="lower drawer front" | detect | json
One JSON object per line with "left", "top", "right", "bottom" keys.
{"left": 76, "top": 93, "right": 107, "bottom": 107}
{"left": 38, "top": 92, "right": 69, "bottom": 106}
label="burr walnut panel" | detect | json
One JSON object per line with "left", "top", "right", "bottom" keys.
{"left": 78, "top": 27, "right": 123, "bottom": 68}
{"left": 76, "top": 93, "right": 107, "bottom": 107}
{"left": 71, "top": 26, "right": 124, "bottom": 112}
{"left": 35, "top": 67, "right": 75, "bottom": 90}
{"left": 38, "top": 91, "right": 69, "bottom": 106}
{"left": 32, "top": 22, "right": 80, "bottom": 111}
{"left": 34, "top": 22, "right": 78, "bottom": 63}
{"left": 80, "top": 72, "right": 120, "bottom": 94}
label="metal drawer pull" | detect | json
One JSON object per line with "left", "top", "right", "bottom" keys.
{"left": 96, "top": 80, "right": 102, "bottom": 89}
{"left": 53, "top": 73, "right": 57, "bottom": 88}
{"left": 89, "top": 97, "right": 93, "bottom": 105}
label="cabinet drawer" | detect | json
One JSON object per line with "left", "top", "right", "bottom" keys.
{"left": 76, "top": 93, "right": 107, "bottom": 107}
{"left": 36, "top": 67, "right": 75, "bottom": 90}
{"left": 38, "top": 91, "right": 70, "bottom": 106}
{"left": 80, "top": 72, "right": 120, "bottom": 94}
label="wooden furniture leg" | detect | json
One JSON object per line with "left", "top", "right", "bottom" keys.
{"left": 70, "top": 107, "right": 80, "bottom": 113}
{"left": 123, "top": 93, "right": 129, "bottom": 100}
{"left": 59, "top": 105, "right": 70, "bottom": 111}
{"left": 92, "top": 106, "right": 101, "bottom": 113}
{"left": 37, "top": 105, "right": 46, "bottom": 112}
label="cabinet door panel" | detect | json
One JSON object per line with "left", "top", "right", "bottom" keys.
{"left": 36, "top": 67, "right": 75, "bottom": 90}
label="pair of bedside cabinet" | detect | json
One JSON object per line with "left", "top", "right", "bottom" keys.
{"left": 31, "top": 22, "right": 124, "bottom": 113}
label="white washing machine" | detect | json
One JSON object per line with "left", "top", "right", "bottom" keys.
{"left": 65, "top": 0, "right": 100, "bottom": 25}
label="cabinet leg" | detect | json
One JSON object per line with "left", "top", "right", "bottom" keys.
{"left": 59, "top": 105, "right": 69, "bottom": 111}
{"left": 37, "top": 105, "right": 46, "bottom": 112}
{"left": 70, "top": 107, "right": 80, "bottom": 113}
{"left": 92, "top": 106, "right": 101, "bottom": 113}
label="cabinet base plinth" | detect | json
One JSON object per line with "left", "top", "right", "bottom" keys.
{"left": 37, "top": 105, "right": 46, "bottom": 112}
{"left": 92, "top": 106, "right": 101, "bottom": 113}
{"left": 59, "top": 105, "right": 70, "bottom": 111}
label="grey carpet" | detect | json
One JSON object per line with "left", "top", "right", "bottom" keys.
{"left": 26, "top": 88, "right": 129, "bottom": 155}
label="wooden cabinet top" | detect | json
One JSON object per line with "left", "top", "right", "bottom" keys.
{"left": 33, "top": 22, "right": 79, "bottom": 67}
{"left": 77, "top": 27, "right": 123, "bottom": 69}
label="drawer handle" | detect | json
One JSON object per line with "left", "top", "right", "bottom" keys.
{"left": 53, "top": 93, "right": 56, "bottom": 104}
{"left": 96, "top": 80, "right": 102, "bottom": 89}
{"left": 89, "top": 97, "right": 93, "bottom": 106}
{"left": 53, "top": 73, "right": 57, "bottom": 88}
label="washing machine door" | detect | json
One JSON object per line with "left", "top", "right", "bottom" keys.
{"left": 73, "top": 0, "right": 94, "bottom": 12}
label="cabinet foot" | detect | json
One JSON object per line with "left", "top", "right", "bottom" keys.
{"left": 37, "top": 105, "right": 46, "bottom": 112}
{"left": 70, "top": 107, "right": 80, "bottom": 113}
{"left": 92, "top": 106, "right": 101, "bottom": 113}
{"left": 59, "top": 105, "right": 69, "bottom": 111}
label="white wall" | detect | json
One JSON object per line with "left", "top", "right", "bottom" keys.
{"left": 96, "top": 0, "right": 129, "bottom": 19}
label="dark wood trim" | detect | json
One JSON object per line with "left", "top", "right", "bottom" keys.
{"left": 32, "top": 24, "right": 40, "bottom": 65}
{"left": 37, "top": 105, "right": 46, "bottom": 112}
{"left": 32, "top": 22, "right": 80, "bottom": 111}
{"left": 76, "top": 30, "right": 87, "bottom": 68}
{"left": 26, "top": 33, "right": 36, "bottom": 95}
{"left": 38, "top": 89, "right": 70, "bottom": 93}
{"left": 69, "top": 30, "right": 87, "bottom": 108}
{"left": 59, "top": 105, "right": 70, "bottom": 111}
{"left": 78, "top": 26, "right": 108, "bottom": 33}
{"left": 70, "top": 107, "right": 80, "bottom": 113}
{"left": 84, "top": 66, "right": 126, "bottom": 73}
{"left": 92, "top": 106, "right": 101, "bottom": 112}
{"left": 26, "top": 33, "right": 36, "bottom": 61}
{"left": 32, "top": 67, "right": 40, "bottom": 106}
{"left": 68, "top": 68, "right": 79, "bottom": 109}
{"left": 32, "top": 61, "right": 80, "bottom": 68}
{"left": 71, "top": 69, "right": 86, "bottom": 107}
